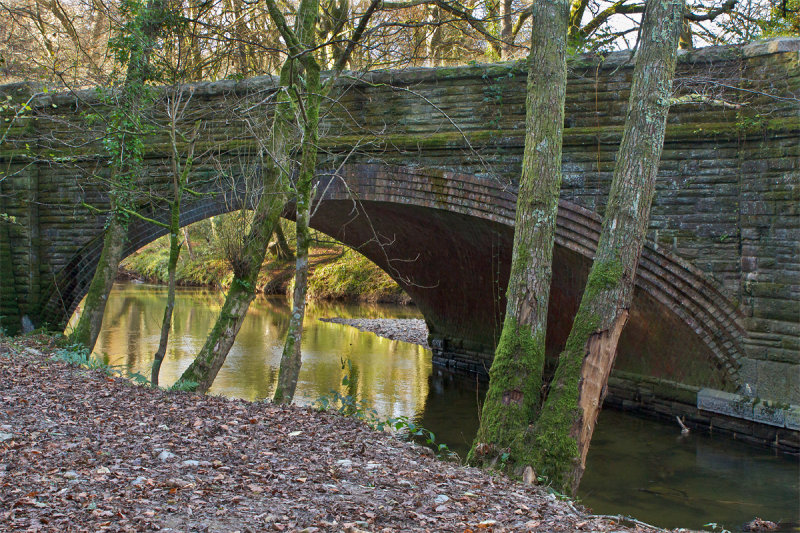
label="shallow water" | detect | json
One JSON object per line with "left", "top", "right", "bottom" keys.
{"left": 73, "top": 282, "right": 799, "bottom": 531}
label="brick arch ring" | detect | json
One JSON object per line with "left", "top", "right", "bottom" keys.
{"left": 42, "top": 163, "right": 746, "bottom": 385}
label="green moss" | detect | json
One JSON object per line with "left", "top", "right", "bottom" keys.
{"left": 582, "top": 257, "right": 622, "bottom": 302}
{"left": 526, "top": 307, "right": 601, "bottom": 493}
{"left": 123, "top": 232, "right": 407, "bottom": 304}
{"left": 468, "top": 315, "right": 545, "bottom": 471}
{"left": 305, "top": 248, "right": 407, "bottom": 303}
{"left": 430, "top": 176, "right": 448, "bottom": 207}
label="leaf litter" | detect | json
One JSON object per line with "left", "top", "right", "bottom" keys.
{"left": 0, "top": 334, "right": 687, "bottom": 532}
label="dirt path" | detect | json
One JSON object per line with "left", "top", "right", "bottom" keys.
{"left": 0, "top": 334, "right": 678, "bottom": 532}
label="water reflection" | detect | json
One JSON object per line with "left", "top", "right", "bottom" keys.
{"left": 76, "top": 283, "right": 430, "bottom": 418}
{"left": 580, "top": 410, "right": 799, "bottom": 530}
{"left": 71, "top": 282, "right": 799, "bottom": 531}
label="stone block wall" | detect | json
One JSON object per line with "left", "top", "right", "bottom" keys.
{"left": 0, "top": 39, "right": 797, "bottom": 405}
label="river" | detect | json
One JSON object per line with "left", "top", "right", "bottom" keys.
{"left": 72, "top": 282, "right": 799, "bottom": 531}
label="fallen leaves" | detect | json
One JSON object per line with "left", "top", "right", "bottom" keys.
{"left": 0, "top": 335, "right": 675, "bottom": 532}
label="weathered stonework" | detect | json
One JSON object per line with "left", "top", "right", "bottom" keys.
{"left": 0, "top": 39, "right": 798, "bottom": 415}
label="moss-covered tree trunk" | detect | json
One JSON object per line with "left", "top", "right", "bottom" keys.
{"left": 173, "top": 119, "right": 290, "bottom": 393}
{"left": 526, "top": 0, "right": 685, "bottom": 495}
{"left": 174, "top": 189, "right": 286, "bottom": 393}
{"left": 150, "top": 205, "right": 180, "bottom": 387}
{"left": 151, "top": 117, "right": 196, "bottom": 387}
{"left": 271, "top": 0, "right": 321, "bottom": 405}
{"left": 271, "top": 222, "right": 294, "bottom": 261}
{"left": 272, "top": 191, "right": 312, "bottom": 403}
{"left": 172, "top": 49, "right": 298, "bottom": 393}
{"left": 69, "top": 0, "right": 168, "bottom": 352}
{"left": 69, "top": 211, "right": 127, "bottom": 349}
{"left": 467, "top": 0, "right": 570, "bottom": 470}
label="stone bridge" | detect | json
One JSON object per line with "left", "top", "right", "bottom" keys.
{"left": 1, "top": 39, "right": 798, "bottom": 417}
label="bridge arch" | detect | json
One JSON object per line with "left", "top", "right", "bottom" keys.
{"left": 44, "top": 163, "right": 746, "bottom": 390}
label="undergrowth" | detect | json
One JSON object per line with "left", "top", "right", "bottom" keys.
{"left": 315, "top": 359, "right": 455, "bottom": 460}
{"left": 305, "top": 248, "right": 409, "bottom": 303}
{"left": 122, "top": 217, "right": 408, "bottom": 304}
{"left": 51, "top": 342, "right": 150, "bottom": 385}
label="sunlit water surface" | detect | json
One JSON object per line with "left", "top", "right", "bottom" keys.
{"left": 71, "top": 283, "right": 799, "bottom": 531}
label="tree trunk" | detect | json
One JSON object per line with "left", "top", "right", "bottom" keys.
{"left": 500, "top": 0, "right": 514, "bottom": 58}
{"left": 567, "top": 0, "right": 590, "bottom": 47}
{"left": 173, "top": 60, "right": 294, "bottom": 393}
{"left": 526, "top": 0, "right": 685, "bottom": 496}
{"left": 272, "top": 0, "right": 321, "bottom": 404}
{"left": 467, "top": 0, "right": 570, "bottom": 471}
{"left": 151, "top": 204, "right": 180, "bottom": 387}
{"left": 679, "top": 10, "right": 694, "bottom": 49}
{"left": 271, "top": 222, "right": 294, "bottom": 261}
{"left": 273, "top": 199, "right": 311, "bottom": 403}
{"left": 151, "top": 110, "right": 196, "bottom": 387}
{"left": 68, "top": 0, "right": 168, "bottom": 352}
{"left": 174, "top": 195, "right": 284, "bottom": 393}
{"left": 183, "top": 227, "right": 195, "bottom": 260}
{"left": 69, "top": 212, "right": 126, "bottom": 350}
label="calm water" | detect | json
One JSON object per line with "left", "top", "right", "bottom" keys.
{"left": 73, "top": 282, "right": 799, "bottom": 531}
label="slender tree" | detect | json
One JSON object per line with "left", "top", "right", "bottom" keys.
{"left": 527, "top": 0, "right": 685, "bottom": 494}
{"left": 172, "top": 68, "right": 293, "bottom": 393}
{"left": 69, "top": 0, "right": 171, "bottom": 352}
{"left": 468, "top": 0, "right": 571, "bottom": 469}
{"left": 150, "top": 89, "right": 200, "bottom": 387}
{"left": 267, "top": 0, "right": 321, "bottom": 404}
{"left": 174, "top": 0, "right": 380, "bottom": 396}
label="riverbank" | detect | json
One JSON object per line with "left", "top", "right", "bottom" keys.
{"left": 0, "top": 333, "right": 681, "bottom": 533}
{"left": 121, "top": 241, "right": 410, "bottom": 304}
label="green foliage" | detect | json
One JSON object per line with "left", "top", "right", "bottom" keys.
{"left": 386, "top": 415, "right": 452, "bottom": 457}
{"left": 121, "top": 227, "right": 232, "bottom": 287}
{"left": 314, "top": 359, "right": 454, "bottom": 459}
{"left": 51, "top": 343, "right": 92, "bottom": 366}
{"left": 51, "top": 342, "right": 150, "bottom": 386}
{"left": 170, "top": 379, "right": 200, "bottom": 392}
{"left": 314, "top": 358, "right": 383, "bottom": 424}
{"left": 481, "top": 69, "right": 514, "bottom": 129}
{"left": 758, "top": 0, "right": 800, "bottom": 37}
{"left": 314, "top": 389, "right": 381, "bottom": 424}
{"left": 305, "top": 248, "right": 406, "bottom": 302}
{"left": 108, "top": 0, "right": 185, "bottom": 84}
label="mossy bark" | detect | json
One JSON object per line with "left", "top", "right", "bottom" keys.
{"left": 150, "top": 207, "right": 180, "bottom": 387}
{"left": 174, "top": 189, "right": 286, "bottom": 393}
{"left": 271, "top": 222, "right": 294, "bottom": 261}
{"left": 151, "top": 117, "right": 196, "bottom": 387}
{"left": 173, "top": 66, "right": 293, "bottom": 393}
{"left": 69, "top": 211, "right": 127, "bottom": 349}
{"left": 69, "top": 0, "right": 168, "bottom": 352}
{"left": 468, "top": 0, "right": 570, "bottom": 470}
{"left": 273, "top": 195, "right": 312, "bottom": 403}
{"left": 272, "top": 0, "right": 321, "bottom": 404}
{"left": 526, "top": 0, "right": 685, "bottom": 496}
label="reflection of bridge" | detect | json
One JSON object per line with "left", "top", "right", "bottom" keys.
{"left": 1, "top": 39, "right": 798, "bottom": 416}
